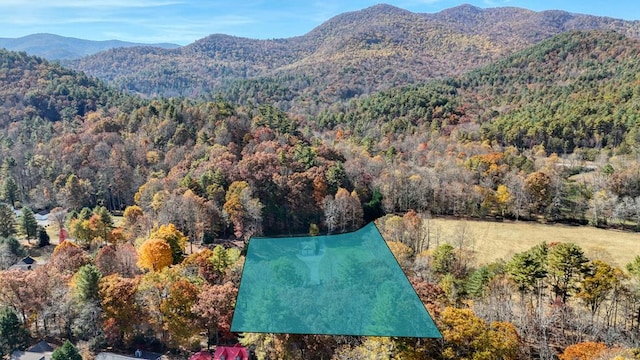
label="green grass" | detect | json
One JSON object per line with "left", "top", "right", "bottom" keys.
{"left": 427, "top": 218, "right": 640, "bottom": 268}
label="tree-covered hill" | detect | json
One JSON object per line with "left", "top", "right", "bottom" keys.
{"left": 0, "top": 49, "right": 136, "bottom": 127}
{"left": 68, "top": 4, "right": 640, "bottom": 111}
{"left": 315, "top": 30, "right": 640, "bottom": 154}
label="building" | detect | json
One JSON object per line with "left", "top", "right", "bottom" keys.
{"left": 213, "top": 345, "right": 248, "bottom": 360}
{"left": 11, "top": 340, "right": 54, "bottom": 360}
{"left": 96, "top": 350, "right": 162, "bottom": 360}
{"left": 8, "top": 256, "right": 40, "bottom": 271}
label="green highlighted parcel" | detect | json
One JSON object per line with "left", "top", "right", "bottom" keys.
{"left": 231, "top": 223, "right": 441, "bottom": 337}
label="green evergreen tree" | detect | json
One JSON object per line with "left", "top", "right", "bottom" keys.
{"left": 466, "top": 267, "right": 492, "bottom": 298}
{"left": 507, "top": 250, "right": 547, "bottom": 295}
{"left": 548, "top": 243, "right": 589, "bottom": 303}
{"left": 51, "top": 340, "right": 82, "bottom": 360}
{"left": 74, "top": 264, "right": 102, "bottom": 303}
{"left": 1, "top": 177, "right": 19, "bottom": 208}
{"left": 0, "top": 203, "right": 16, "bottom": 238}
{"left": 0, "top": 307, "right": 30, "bottom": 358}
{"left": 37, "top": 225, "right": 50, "bottom": 247}
{"left": 19, "top": 207, "right": 38, "bottom": 243}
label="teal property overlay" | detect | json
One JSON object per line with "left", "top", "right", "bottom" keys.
{"left": 231, "top": 222, "right": 441, "bottom": 337}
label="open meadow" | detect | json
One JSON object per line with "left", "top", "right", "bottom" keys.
{"left": 429, "top": 218, "right": 640, "bottom": 268}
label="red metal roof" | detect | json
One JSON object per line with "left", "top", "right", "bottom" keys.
{"left": 212, "top": 345, "right": 248, "bottom": 360}
{"left": 188, "top": 351, "right": 212, "bottom": 360}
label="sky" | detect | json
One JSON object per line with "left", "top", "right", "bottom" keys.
{"left": 0, "top": 0, "right": 638, "bottom": 45}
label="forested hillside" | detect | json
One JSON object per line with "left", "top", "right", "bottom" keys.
{"left": 317, "top": 30, "right": 640, "bottom": 153}
{"left": 1, "top": 21, "right": 640, "bottom": 360}
{"left": 69, "top": 4, "right": 640, "bottom": 110}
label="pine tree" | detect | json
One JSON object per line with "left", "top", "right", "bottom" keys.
{"left": 0, "top": 203, "right": 16, "bottom": 238}
{"left": 74, "top": 264, "right": 102, "bottom": 303}
{"left": 1, "top": 177, "right": 19, "bottom": 208}
{"left": 51, "top": 340, "right": 82, "bottom": 360}
{"left": 37, "top": 225, "right": 50, "bottom": 247}
{"left": 0, "top": 307, "right": 30, "bottom": 358}
{"left": 19, "top": 207, "right": 38, "bottom": 243}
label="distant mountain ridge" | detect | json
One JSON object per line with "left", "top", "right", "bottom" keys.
{"left": 0, "top": 33, "right": 180, "bottom": 60}
{"left": 64, "top": 4, "right": 640, "bottom": 108}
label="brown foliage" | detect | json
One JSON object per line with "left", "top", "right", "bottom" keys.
{"left": 559, "top": 342, "right": 608, "bottom": 360}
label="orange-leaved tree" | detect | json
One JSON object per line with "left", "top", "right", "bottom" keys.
{"left": 137, "top": 238, "right": 173, "bottom": 272}
{"left": 559, "top": 342, "right": 608, "bottom": 360}
{"left": 149, "top": 224, "right": 187, "bottom": 264}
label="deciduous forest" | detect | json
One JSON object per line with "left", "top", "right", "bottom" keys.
{"left": 1, "top": 7, "right": 640, "bottom": 360}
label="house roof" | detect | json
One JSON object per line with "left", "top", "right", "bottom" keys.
{"left": 27, "top": 341, "right": 54, "bottom": 353}
{"left": 21, "top": 256, "right": 36, "bottom": 265}
{"left": 10, "top": 351, "right": 51, "bottom": 360}
{"left": 188, "top": 351, "right": 212, "bottom": 360}
{"left": 8, "top": 257, "right": 40, "bottom": 271}
{"left": 96, "top": 351, "right": 162, "bottom": 360}
{"left": 213, "top": 346, "right": 248, "bottom": 360}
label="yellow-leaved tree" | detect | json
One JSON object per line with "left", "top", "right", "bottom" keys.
{"left": 137, "top": 238, "right": 173, "bottom": 272}
{"left": 149, "top": 224, "right": 187, "bottom": 264}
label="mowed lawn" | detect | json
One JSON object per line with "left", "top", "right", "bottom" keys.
{"left": 429, "top": 218, "right": 640, "bottom": 268}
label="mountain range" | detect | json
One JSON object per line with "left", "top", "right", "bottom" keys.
{"left": 3, "top": 3, "right": 640, "bottom": 114}
{"left": 58, "top": 4, "right": 640, "bottom": 108}
{"left": 0, "top": 33, "right": 179, "bottom": 60}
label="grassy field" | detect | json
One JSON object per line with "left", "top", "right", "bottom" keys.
{"left": 427, "top": 218, "right": 640, "bottom": 268}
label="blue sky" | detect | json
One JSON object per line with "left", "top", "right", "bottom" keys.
{"left": 0, "top": 0, "right": 637, "bottom": 45}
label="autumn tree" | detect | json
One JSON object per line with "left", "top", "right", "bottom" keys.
{"left": 122, "top": 205, "right": 145, "bottom": 241}
{"left": 323, "top": 188, "right": 363, "bottom": 233}
{"left": 403, "top": 210, "right": 425, "bottom": 252}
{"left": 577, "top": 260, "right": 618, "bottom": 317}
{"left": 67, "top": 216, "right": 95, "bottom": 249}
{"left": 50, "top": 241, "right": 90, "bottom": 275}
{"left": 524, "top": 171, "right": 552, "bottom": 215}
{"left": 432, "top": 243, "right": 457, "bottom": 276}
{"left": 333, "top": 337, "right": 396, "bottom": 360}
{"left": 49, "top": 207, "right": 68, "bottom": 231}
{"left": 99, "top": 275, "right": 139, "bottom": 346}
{"left": 161, "top": 278, "right": 200, "bottom": 347}
{"left": 57, "top": 174, "right": 92, "bottom": 211}
{"left": 95, "top": 243, "right": 139, "bottom": 277}
{"left": 495, "top": 184, "right": 512, "bottom": 217}
{"left": 387, "top": 241, "right": 413, "bottom": 270}
{"left": 149, "top": 224, "right": 187, "bottom": 264}
{"left": 223, "top": 181, "right": 263, "bottom": 241}
{"left": 137, "top": 238, "right": 173, "bottom": 272}
{"left": 193, "top": 282, "right": 238, "bottom": 347}
{"left": 439, "top": 307, "right": 520, "bottom": 360}
{"left": 92, "top": 206, "right": 114, "bottom": 245}
{"left": 558, "top": 341, "right": 608, "bottom": 360}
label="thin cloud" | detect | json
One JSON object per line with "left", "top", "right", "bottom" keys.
{"left": 0, "top": 0, "right": 182, "bottom": 9}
